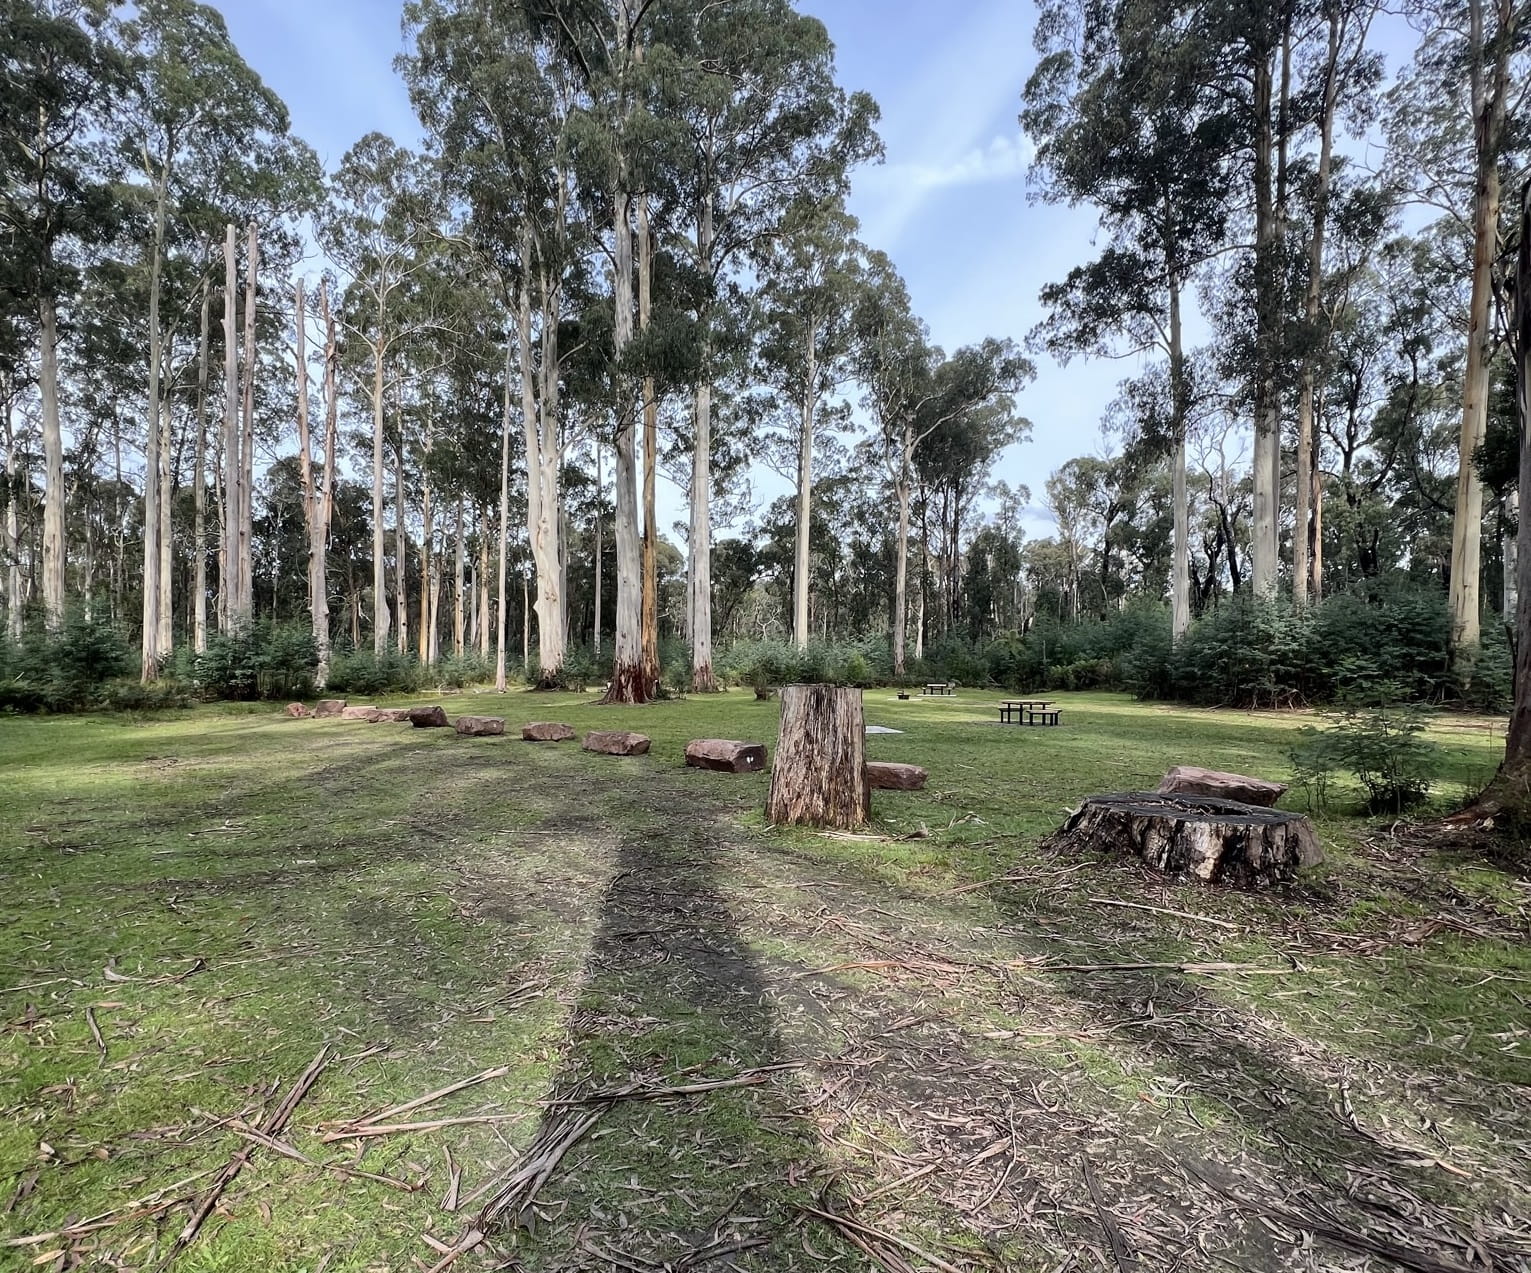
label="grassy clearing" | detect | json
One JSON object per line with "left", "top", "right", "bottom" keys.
{"left": 1, "top": 688, "right": 1527, "bottom": 1271}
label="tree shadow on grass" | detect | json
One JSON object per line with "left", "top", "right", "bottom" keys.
{"left": 463, "top": 779, "right": 868, "bottom": 1272}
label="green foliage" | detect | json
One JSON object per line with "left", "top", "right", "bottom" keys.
{"left": 324, "top": 648, "right": 428, "bottom": 696}
{"left": 717, "top": 636, "right": 891, "bottom": 689}
{"left": 189, "top": 622, "right": 318, "bottom": 701}
{"left": 101, "top": 679, "right": 193, "bottom": 713}
{"left": 1288, "top": 685, "right": 1442, "bottom": 814}
{"left": 433, "top": 653, "right": 494, "bottom": 690}
{"left": 0, "top": 609, "right": 132, "bottom": 713}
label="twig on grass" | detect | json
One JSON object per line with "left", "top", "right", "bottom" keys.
{"left": 164, "top": 1045, "right": 330, "bottom": 1261}
{"left": 1087, "top": 897, "right": 1242, "bottom": 930}
{"left": 324, "top": 1064, "right": 509, "bottom": 1130}
{"left": 1082, "top": 1157, "right": 1137, "bottom": 1273}
{"left": 543, "top": 1062, "right": 803, "bottom": 1107}
{"left": 1041, "top": 960, "right": 1302, "bottom": 976}
{"left": 85, "top": 1006, "right": 106, "bottom": 1060}
{"left": 798, "top": 1200, "right": 964, "bottom": 1273}
{"left": 319, "top": 1113, "right": 523, "bottom": 1143}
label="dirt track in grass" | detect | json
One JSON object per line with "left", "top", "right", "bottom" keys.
{"left": 2, "top": 693, "right": 1528, "bottom": 1271}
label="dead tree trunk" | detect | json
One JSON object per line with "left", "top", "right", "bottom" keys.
{"left": 1047, "top": 792, "right": 1323, "bottom": 888}
{"left": 766, "top": 685, "right": 869, "bottom": 830}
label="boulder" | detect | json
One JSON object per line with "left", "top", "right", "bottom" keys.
{"left": 455, "top": 715, "right": 505, "bottom": 737}
{"left": 373, "top": 708, "right": 412, "bottom": 723}
{"left": 1046, "top": 791, "right": 1322, "bottom": 888}
{"left": 866, "top": 761, "right": 928, "bottom": 791}
{"left": 1157, "top": 765, "right": 1288, "bottom": 808}
{"left": 284, "top": 702, "right": 311, "bottom": 719}
{"left": 685, "top": 739, "right": 767, "bottom": 773}
{"left": 522, "top": 721, "right": 576, "bottom": 742}
{"left": 582, "top": 730, "right": 651, "bottom": 756}
{"left": 314, "top": 699, "right": 347, "bottom": 718}
{"left": 341, "top": 705, "right": 382, "bottom": 722}
{"left": 407, "top": 705, "right": 450, "bottom": 728}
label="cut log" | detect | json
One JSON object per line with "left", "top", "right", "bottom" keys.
{"left": 766, "top": 685, "right": 868, "bottom": 830}
{"left": 314, "top": 699, "right": 346, "bottom": 718}
{"left": 455, "top": 716, "right": 505, "bottom": 737}
{"left": 373, "top": 708, "right": 412, "bottom": 722}
{"left": 342, "top": 705, "right": 382, "bottom": 722}
{"left": 1157, "top": 765, "right": 1287, "bottom": 808}
{"left": 408, "top": 706, "right": 449, "bottom": 728}
{"left": 866, "top": 761, "right": 927, "bottom": 791}
{"left": 523, "top": 722, "right": 576, "bottom": 742}
{"left": 284, "top": 703, "right": 311, "bottom": 719}
{"left": 582, "top": 730, "right": 651, "bottom": 756}
{"left": 686, "top": 739, "right": 767, "bottom": 773}
{"left": 1047, "top": 792, "right": 1323, "bottom": 888}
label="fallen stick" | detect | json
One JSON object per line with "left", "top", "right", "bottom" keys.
{"left": 1087, "top": 897, "right": 1241, "bottom": 930}
{"left": 167, "top": 1045, "right": 330, "bottom": 1260}
{"left": 1083, "top": 1157, "right": 1137, "bottom": 1273}
{"left": 1041, "top": 960, "right": 1301, "bottom": 976}
{"left": 792, "top": 959, "right": 965, "bottom": 980}
{"left": 329, "top": 1065, "right": 510, "bottom": 1130}
{"left": 85, "top": 1006, "right": 106, "bottom": 1059}
{"left": 441, "top": 1144, "right": 461, "bottom": 1213}
{"left": 0, "top": 1169, "right": 218, "bottom": 1249}
{"left": 798, "top": 1202, "right": 963, "bottom": 1273}
{"left": 230, "top": 1124, "right": 419, "bottom": 1193}
{"left": 544, "top": 1062, "right": 803, "bottom": 1107}
{"left": 320, "top": 1113, "right": 523, "bottom": 1143}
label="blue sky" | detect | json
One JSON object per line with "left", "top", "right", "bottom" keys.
{"left": 217, "top": 0, "right": 1135, "bottom": 537}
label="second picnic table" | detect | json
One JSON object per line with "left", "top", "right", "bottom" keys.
{"left": 1000, "top": 698, "right": 1061, "bottom": 726}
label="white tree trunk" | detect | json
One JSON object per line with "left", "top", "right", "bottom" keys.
{"left": 891, "top": 449, "right": 912, "bottom": 676}
{"left": 638, "top": 193, "right": 660, "bottom": 689}
{"left": 141, "top": 173, "right": 168, "bottom": 676}
{"left": 1169, "top": 272, "right": 1191, "bottom": 641}
{"left": 316, "top": 281, "right": 336, "bottom": 687}
{"left": 793, "top": 328, "right": 817, "bottom": 649}
{"left": 39, "top": 293, "right": 66, "bottom": 626}
{"left": 220, "top": 225, "right": 239, "bottom": 632}
{"left": 453, "top": 496, "right": 465, "bottom": 657}
{"left": 235, "top": 225, "right": 258, "bottom": 626}
{"left": 3, "top": 398, "right": 22, "bottom": 638}
{"left": 495, "top": 338, "right": 513, "bottom": 692}
{"left": 690, "top": 377, "right": 717, "bottom": 690}
{"left": 192, "top": 280, "right": 209, "bottom": 654}
{"left": 395, "top": 440, "right": 408, "bottom": 656}
{"left": 593, "top": 438, "right": 603, "bottom": 656}
{"left": 604, "top": 188, "right": 646, "bottom": 702}
{"left": 520, "top": 261, "right": 565, "bottom": 685}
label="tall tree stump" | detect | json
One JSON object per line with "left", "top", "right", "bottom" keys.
{"left": 1047, "top": 792, "right": 1322, "bottom": 888}
{"left": 766, "top": 685, "right": 868, "bottom": 829}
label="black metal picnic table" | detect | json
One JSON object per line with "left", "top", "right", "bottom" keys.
{"left": 1000, "top": 698, "right": 1061, "bottom": 726}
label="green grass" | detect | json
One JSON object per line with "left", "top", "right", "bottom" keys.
{"left": 1, "top": 688, "right": 1527, "bottom": 1271}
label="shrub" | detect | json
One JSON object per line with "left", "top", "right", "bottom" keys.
{"left": 192, "top": 622, "right": 317, "bottom": 701}
{"left": 0, "top": 609, "right": 131, "bottom": 712}
{"left": 325, "top": 648, "right": 426, "bottom": 696}
{"left": 103, "top": 680, "right": 193, "bottom": 713}
{"left": 1287, "top": 686, "right": 1441, "bottom": 814}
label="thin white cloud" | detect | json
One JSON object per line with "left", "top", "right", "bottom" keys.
{"left": 894, "top": 133, "right": 1033, "bottom": 193}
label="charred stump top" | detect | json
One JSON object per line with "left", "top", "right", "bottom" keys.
{"left": 1047, "top": 791, "right": 1323, "bottom": 889}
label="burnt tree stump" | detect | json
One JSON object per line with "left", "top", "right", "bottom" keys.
{"left": 1047, "top": 791, "right": 1323, "bottom": 888}
{"left": 766, "top": 685, "right": 868, "bottom": 830}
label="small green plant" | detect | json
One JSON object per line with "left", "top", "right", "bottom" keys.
{"left": 1288, "top": 681, "right": 1441, "bottom": 815}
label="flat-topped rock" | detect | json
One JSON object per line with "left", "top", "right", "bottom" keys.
{"left": 373, "top": 707, "right": 412, "bottom": 722}
{"left": 582, "top": 730, "right": 651, "bottom": 756}
{"left": 523, "top": 721, "right": 576, "bottom": 742}
{"left": 341, "top": 705, "right": 382, "bottom": 721}
{"left": 455, "top": 715, "right": 505, "bottom": 737}
{"left": 284, "top": 702, "right": 311, "bottom": 719}
{"left": 686, "top": 739, "right": 767, "bottom": 773}
{"left": 1157, "top": 765, "right": 1287, "bottom": 808}
{"left": 314, "top": 699, "right": 346, "bottom": 718}
{"left": 866, "top": 761, "right": 928, "bottom": 791}
{"left": 407, "top": 705, "right": 449, "bottom": 728}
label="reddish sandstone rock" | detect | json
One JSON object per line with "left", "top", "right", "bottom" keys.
{"left": 1156, "top": 766, "right": 1287, "bottom": 808}
{"left": 685, "top": 739, "right": 767, "bottom": 773}
{"left": 341, "top": 705, "right": 382, "bottom": 721}
{"left": 284, "top": 702, "right": 311, "bottom": 719}
{"left": 866, "top": 761, "right": 928, "bottom": 791}
{"left": 407, "top": 705, "right": 450, "bottom": 728}
{"left": 314, "top": 699, "right": 346, "bottom": 718}
{"left": 582, "top": 730, "right": 651, "bottom": 756}
{"left": 523, "top": 721, "right": 576, "bottom": 742}
{"left": 373, "top": 708, "right": 412, "bottom": 722}
{"left": 455, "top": 715, "right": 505, "bottom": 737}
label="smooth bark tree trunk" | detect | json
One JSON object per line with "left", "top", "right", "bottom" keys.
{"left": 638, "top": 193, "right": 660, "bottom": 689}
{"left": 370, "top": 321, "right": 389, "bottom": 655}
{"left": 793, "top": 325, "right": 817, "bottom": 650}
{"left": 690, "top": 376, "right": 717, "bottom": 690}
{"left": 3, "top": 397, "right": 22, "bottom": 637}
{"left": 39, "top": 293, "right": 65, "bottom": 626}
{"left": 295, "top": 278, "right": 327, "bottom": 676}
{"left": 316, "top": 282, "right": 336, "bottom": 688}
{"left": 1169, "top": 270, "right": 1191, "bottom": 642}
{"left": 891, "top": 447, "right": 912, "bottom": 676}
{"left": 520, "top": 256, "right": 566, "bottom": 686}
{"left": 1448, "top": 0, "right": 1512, "bottom": 658}
{"left": 395, "top": 439, "right": 408, "bottom": 657}
{"left": 141, "top": 169, "right": 169, "bottom": 677}
{"left": 495, "top": 338, "right": 513, "bottom": 692}
{"left": 1250, "top": 48, "right": 1281, "bottom": 600}
{"left": 418, "top": 409, "right": 433, "bottom": 664}
{"left": 478, "top": 507, "right": 490, "bottom": 660}
{"left": 593, "top": 438, "right": 603, "bottom": 656}
{"left": 603, "top": 189, "right": 648, "bottom": 703}
{"left": 155, "top": 335, "right": 173, "bottom": 660}
{"left": 192, "top": 280, "right": 209, "bottom": 654}
{"left": 220, "top": 225, "right": 239, "bottom": 632}
{"left": 453, "top": 496, "right": 465, "bottom": 657}
{"left": 236, "top": 225, "right": 258, "bottom": 626}
{"left": 766, "top": 684, "right": 869, "bottom": 829}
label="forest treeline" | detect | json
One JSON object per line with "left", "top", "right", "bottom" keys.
{"left": 0, "top": 0, "right": 1526, "bottom": 707}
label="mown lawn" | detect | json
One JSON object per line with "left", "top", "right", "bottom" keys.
{"left": 1, "top": 688, "right": 1527, "bottom": 1272}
